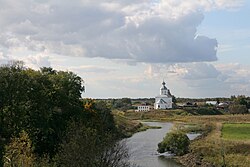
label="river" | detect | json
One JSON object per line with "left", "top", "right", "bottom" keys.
{"left": 126, "top": 122, "right": 199, "bottom": 167}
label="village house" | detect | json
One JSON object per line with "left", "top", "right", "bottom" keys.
{"left": 135, "top": 102, "right": 153, "bottom": 112}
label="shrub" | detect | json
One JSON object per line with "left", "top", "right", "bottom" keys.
{"left": 229, "top": 105, "right": 248, "bottom": 114}
{"left": 184, "top": 107, "right": 223, "bottom": 115}
{"left": 157, "top": 131, "right": 190, "bottom": 156}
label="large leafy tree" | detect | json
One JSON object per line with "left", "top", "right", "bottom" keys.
{"left": 0, "top": 62, "right": 85, "bottom": 159}
{"left": 0, "top": 61, "right": 31, "bottom": 138}
{"left": 82, "top": 99, "right": 117, "bottom": 135}
{"left": 0, "top": 61, "right": 120, "bottom": 166}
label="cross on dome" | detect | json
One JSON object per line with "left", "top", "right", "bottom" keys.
{"left": 162, "top": 80, "right": 166, "bottom": 86}
{"left": 161, "top": 80, "right": 168, "bottom": 90}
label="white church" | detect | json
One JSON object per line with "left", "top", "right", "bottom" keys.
{"left": 154, "top": 81, "right": 173, "bottom": 109}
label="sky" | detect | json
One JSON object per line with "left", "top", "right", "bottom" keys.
{"left": 0, "top": 0, "right": 250, "bottom": 98}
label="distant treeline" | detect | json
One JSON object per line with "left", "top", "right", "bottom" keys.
{"left": 0, "top": 61, "right": 130, "bottom": 167}
{"left": 96, "top": 94, "right": 250, "bottom": 115}
{"left": 97, "top": 96, "right": 250, "bottom": 105}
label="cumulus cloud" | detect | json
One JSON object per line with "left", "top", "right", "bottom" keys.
{"left": 144, "top": 62, "right": 226, "bottom": 81}
{"left": 69, "top": 65, "right": 117, "bottom": 73}
{"left": 0, "top": 0, "right": 242, "bottom": 63}
{"left": 144, "top": 62, "right": 250, "bottom": 97}
{"left": 170, "top": 63, "right": 223, "bottom": 80}
{"left": 0, "top": 48, "right": 50, "bottom": 69}
{"left": 215, "top": 63, "right": 250, "bottom": 95}
{"left": 23, "top": 54, "right": 51, "bottom": 69}
{"left": 0, "top": 52, "right": 9, "bottom": 65}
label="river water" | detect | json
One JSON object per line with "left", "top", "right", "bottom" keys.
{"left": 126, "top": 122, "right": 184, "bottom": 167}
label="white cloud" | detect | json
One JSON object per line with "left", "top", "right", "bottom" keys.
{"left": 173, "top": 63, "right": 222, "bottom": 80}
{"left": 1, "top": 0, "right": 240, "bottom": 63}
{"left": 144, "top": 62, "right": 250, "bottom": 97}
{"left": 24, "top": 54, "right": 51, "bottom": 69}
{"left": 0, "top": 0, "right": 247, "bottom": 98}
{"left": 69, "top": 65, "right": 117, "bottom": 73}
{"left": 212, "top": 0, "right": 244, "bottom": 10}
{"left": 0, "top": 51, "right": 9, "bottom": 64}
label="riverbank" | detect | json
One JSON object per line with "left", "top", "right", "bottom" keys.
{"left": 121, "top": 110, "right": 250, "bottom": 166}
{"left": 176, "top": 115, "right": 250, "bottom": 167}
{"left": 113, "top": 110, "right": 162, "bottom": 137}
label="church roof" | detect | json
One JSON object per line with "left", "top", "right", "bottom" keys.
{"left": 156, "top": 94, "right": 171, "bottom": 98}
{"left": 161, "top": 85, "right": 168, "bottom": 90}
{"left": 156, "top": 99, "right": 167, "bottom": 104}
{"left": 156, "top": 95, "right": 169, "bottom": 98}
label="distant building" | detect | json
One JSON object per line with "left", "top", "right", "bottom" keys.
{"left": 135, "top": 105, "right": 150, "bottom": 112}
{"left": 135, "top": 102, "right": 152, "bottom": 112}
{"left": 154, "top": 81, "right": 172, "bottom": 109}
{"left": 206, "top": 101, "right": 218, "bottom": 105}
{"left": 217, "top": 102, "right": 229, "bottom": 109}
{"left": 180, "top": 102, "right": 198, "bottom": 108}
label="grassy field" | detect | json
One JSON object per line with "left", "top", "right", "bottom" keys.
{"left": 177, "top": 115, "right": 250, "bottom": 167}
{"left": 112, "top": 110, "right": 142, "bottom": 137}
{"left": 124, "top": 107, "right": 223, "bottom": 121}
{"left": 124, "top": 109, "right": 191, "bottom": 122}
{"left": 222, "top": 123, "right": 250, "bottom": 140}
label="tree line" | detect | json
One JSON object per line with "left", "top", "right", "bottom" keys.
{"left": 0, "top": 61, "right": 131, "bottom": 167}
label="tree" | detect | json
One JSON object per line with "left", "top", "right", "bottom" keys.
{"left": 172, "top": 95, "right": 177, "bottom": 104}
{"left": 157, "top": 131, "right": 190, "bottom": 156}
{"left": 0, "top": 61, "right": 130, "bottom": 166}
{"left": 0, "top": 61, "right": 86, "bottom": 158}
{"left": 82, "top": 99, "right": 117, "bottom": 134}
{"left": 112, "top": 98, "right": 132, "bottom": 111}
{"left": 56, "top": 121, "right": 131, "bottom": 167}
{"left": 3, "top": 131, "right": 35, "bottom": 167}
{"left": 233, "top": 95, "right": 248, "bottom": 106}
{"left": 0, "top": 62, "right": 32, "bottom": 139}
{"left": 229, "top": 104, "right": 248, "bottom": 114}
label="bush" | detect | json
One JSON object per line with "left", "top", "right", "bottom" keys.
{"left": 229, "top": 105, "right": 248, "bottom": 114}
{"left": 157, "top": 131, "right": 190, "bottom": 156}
{"left": 184, "top": 107, "right": 223, "bottom": 115}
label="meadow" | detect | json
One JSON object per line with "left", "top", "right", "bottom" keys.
{"left": 174, "top": 115, "right": 250, "bottom": 167}
{"left": 222, "top": 123, "right": 250, "bottom": 140}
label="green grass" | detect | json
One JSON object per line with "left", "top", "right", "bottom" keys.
{"left": 112, "top": 110, "right": 142, "bottom": 137}
{"left": 124, "top": 109, "right": 190, "bottom": 121}
{"left": 174, "top": 123, "right": 206, "bottom": 133}
{"left": 222, "top": 123, "right": 250, "bottom": 140}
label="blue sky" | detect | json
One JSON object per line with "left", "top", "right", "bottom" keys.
{"left": 199, "top": 1, "right": 250, "bottom": 64}
{"left": 0, "top": 0, "right": 250, "bottom": 98}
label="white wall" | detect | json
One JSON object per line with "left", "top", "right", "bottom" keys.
{"left": 136, "top": 105, "right": 150, "bottom": 112}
